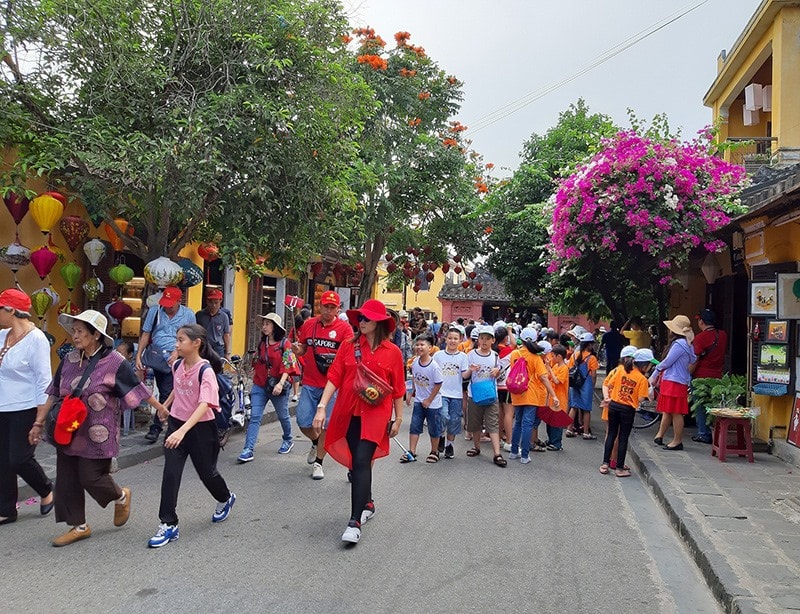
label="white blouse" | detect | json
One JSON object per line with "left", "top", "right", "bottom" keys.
{"left": 0, "top": 327, "right": 52, "bottom": 412}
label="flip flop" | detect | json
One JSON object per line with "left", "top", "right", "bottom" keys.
{"left": 615, "top": 469, "right": 632, "bottom": 477}
{"left": 599, "top": 464, "right": 610, "bottom": 475}
{"left": 493, "top": 454, "right": 507, "bottom": 467}
{"left": 399, "top": 453, "right": 417, "bottom": 463}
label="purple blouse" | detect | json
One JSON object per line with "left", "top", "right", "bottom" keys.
{"left": 46, "top": 348, "right": 152, "bottom": 459}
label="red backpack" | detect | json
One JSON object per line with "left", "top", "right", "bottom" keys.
{"left": 506, "top": 356, "right": 530, "bottom": 394}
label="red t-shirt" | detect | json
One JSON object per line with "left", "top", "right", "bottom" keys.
{"left": 692, "top": 327, "right": 727, "bottom": 379}
{"left": 297, "top": 316, "right": 354, "bottom": 388}
{"left": 253, "top": 338, "right": 298, "bottom": 388}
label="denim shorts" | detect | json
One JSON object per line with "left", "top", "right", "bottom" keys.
{"left": 295, "top": 385, "right": 336, "bottom": 428}
{"left": 440, "top": 396, "right": 463, "bottom": 435}
{"left": 410, "top": 401, "right": 443, "bottom": 438}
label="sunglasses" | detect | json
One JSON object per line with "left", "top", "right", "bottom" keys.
{"left": 358, "top": 314, "right": 371, "bottom": 323}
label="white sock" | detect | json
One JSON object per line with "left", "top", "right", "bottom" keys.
{"left": 117, "top": 492, "right": 126, "bottom": 505}
{"left": 75, "top": 524, "right": 87, "bottom": 532}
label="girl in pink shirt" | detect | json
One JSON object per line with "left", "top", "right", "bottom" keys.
{"left": 148, "top": 324, "right": 236, "bottom": 548}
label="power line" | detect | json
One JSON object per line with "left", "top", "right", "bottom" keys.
{"left": 465, "top": 0, "right": 709, "bottom": 134}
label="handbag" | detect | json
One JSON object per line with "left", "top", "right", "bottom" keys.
{"left": 45, "top": 351, "right": 102, "bottom": 446}
{"left": 471, "top": 378, "right": 498, "bottom": 405}
{"left": 352, "top": 346, "right": 392, "bottom": 406}
{"left": 141, "top": 309, "right": 171, "bottom": 374}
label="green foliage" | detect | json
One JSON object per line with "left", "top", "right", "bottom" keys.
{"left": 690, "top": 374, "right": 748, "bottom": 423}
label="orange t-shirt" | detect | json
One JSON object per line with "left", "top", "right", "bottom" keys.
{"left": 508, "top": 348, "right": 548, "bottom": 407}
{"left": 605, "top": 367, "right": 649, "bottom": 409}
{"left": 458, "top": 340, "right": 474, "bottom": 354}
{"left": 567, "top": 350, "right": 599, "bottom": 375}
{"left": 549, "top": 362, "right": 569, "bottom": 409}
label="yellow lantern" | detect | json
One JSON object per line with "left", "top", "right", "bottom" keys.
{"left": 29, "top": 194, "right": 64, "bottom": 235}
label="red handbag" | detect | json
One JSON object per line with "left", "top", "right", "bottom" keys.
{"left": 353, "top": 346, "right": 392, "bottom": 406}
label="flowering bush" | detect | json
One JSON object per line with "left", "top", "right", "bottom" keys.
{"left": 548, "top": 130, "right": 748, "bottom": 284}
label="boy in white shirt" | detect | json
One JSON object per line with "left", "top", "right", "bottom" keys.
{"left": 405, "top": 333, "right": 444, "bottom": 463}
{"left": 433, "top": 327, "right": 470, "bottom": 459}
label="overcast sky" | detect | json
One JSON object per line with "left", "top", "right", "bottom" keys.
{"left": 344, "top": 0, "right": 759, "bottom": 174}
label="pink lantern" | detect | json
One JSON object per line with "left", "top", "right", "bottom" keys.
{"left": 30, "top": 246, "right": 59, "bottom": 280}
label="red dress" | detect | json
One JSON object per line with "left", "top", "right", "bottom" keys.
{"left": 324, "top": 335, "right": 406, "bottom": 469}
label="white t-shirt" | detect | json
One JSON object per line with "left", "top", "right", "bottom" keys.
{"left": 0, "top": 328, "right": 52, "bottom": 412}
{"left": 433, "top": 350, "right": 469, "bottom": 399}
{"left": 411, "top": 356, "right": 443, "bottom": 409}
{"left": 467, "top": 349, "right": 498, "bottom": 399}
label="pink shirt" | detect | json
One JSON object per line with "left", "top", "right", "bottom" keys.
{"left": 170, "top": 359, "right": 219, "bottom": 422}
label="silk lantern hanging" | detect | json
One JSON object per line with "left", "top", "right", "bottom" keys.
{"left": 43, "top": 285, "right": 60, "bottom": 308}
{"left": 144, "top": 257, "right": 184, "bottom": 288}
{"left": 59, "top": 300, "right": 80, "bottom": 316}
{"left": 47, "top": 235, "right": 67, "bottom": 264}
{"left": 198, "top": 242, "right": 220, "bottom": 262}
{"left": 106, "top": 300, "right": 133, "bottom": 325}
{"left": 30, "top": 246, "right": 59, "bottom": 280}
{"left": 59, "top": 262, "right": 82, "bottom": 291}
{"left": 43, "top": 191, "right": 66, "bottom": 206}
{"left": 109, "top": 262, "right": 135, "bottom": 285}
{"left": 177, "top": 258, "right": 203, "bottom": 289}
{"left": 59, "top": 216, "right": 90, "bottom": 252}
{"left": 30, "top": 194, "right": 64, "bottom": 235}
{"left": 30, "top": 288, "right": 54, "bottom": 322}
{"left": 3, "top": 191, "right": 30, "bottom": 226}
{"left": 83, "top": 238, "right": 106, "bottom": 268}
{"left": 83, "top": 276, "right": 104, "bottom": 303}
{"left": 103, "top": 218, "right": 134, "bottom": 252}
{"left": 0, "top": 240, "right": 31, "bottom": 284}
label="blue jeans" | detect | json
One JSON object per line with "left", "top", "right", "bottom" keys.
{"left": 244, "top": 383, "right": 291, "bottom": 452}
{"left": 511, "top": 405, "right": 538, "bottom": 458}
{"left": 410, "top": 402, "right": 443, "bottom": 438}
{"left": 696, "top": 405, "right": 712, "bottom": 440}
{"left": 546, "top": 425, "right": 563, "bottom": 449}
{"left": 440, "top": 397, "right": 463, "bottom": 436}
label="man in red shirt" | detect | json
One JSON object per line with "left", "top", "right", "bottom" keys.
{"left": 691, "top": 308, "right": 728, "bottom": 444}
{"left": 291, "top": 291, "right": 354, "bottom": 479}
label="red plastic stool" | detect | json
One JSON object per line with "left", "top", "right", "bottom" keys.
{"left": 711, "top": 416, "right": 754, "bottom": 462}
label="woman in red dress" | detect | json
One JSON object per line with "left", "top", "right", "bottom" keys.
{"left": 313, "top": 299, "right": 405, "bottom": 545}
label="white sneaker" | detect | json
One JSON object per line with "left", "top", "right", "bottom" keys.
{"left": 341, "top": 522, "right": 361, "bottom": 544}
{"left": 508, "top": 452, "right": 521, "bottom": 460}
{"left": 306, "top": 445, "right": 317, "bottom": 465}
{"left": 360, "top": 501, "right": 375, "bottom": 524}
{"left": 520, "top": 456, "right": 532, "bottom": 465}
{"left": 502, "top": 442, "right": 512, "bottom": 452}
{"left": 292, "top": 395, "right": 298, "bottom": 402}
{"left": 311, "top": 462, "right": 324, "bottom": 480}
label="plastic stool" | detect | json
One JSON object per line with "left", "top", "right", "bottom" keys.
{"left": 711, "top": 417, "right": 754, "bottom": 462}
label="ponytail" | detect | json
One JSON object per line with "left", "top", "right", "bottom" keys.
{"left": 523, "top": 338, "right": 542, "bottom": 354}
{"left": 622, "top": 356, "right": 634, "bottom": 373}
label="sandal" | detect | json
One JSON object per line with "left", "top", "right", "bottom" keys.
{"left": 493, "top": 454, "right": 507, "bottom": 467}
{"left": 599, "top": 463, "right": 609, "bottom": 475}
{"left": 426, "top": 452, "right": 439, "bottom": 463}
{"left": 565, "top": 429, "right": 577, "bottom": 438}
{"left": 466, "top": 447, "right": 481, "bottom": 457}
{"left": 615, "top": 469, "right": 632, "bottom": 478}
{"left": 582, "top": 433, "right": 597, "bottom": 440}
{"left": 399, "top": 453, "right": 417, "bottom": 463}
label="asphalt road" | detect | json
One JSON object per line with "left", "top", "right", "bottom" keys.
{"left": 3, "top": 419, "right": 720, "bottom": 614}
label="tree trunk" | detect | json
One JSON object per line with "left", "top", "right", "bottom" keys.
{"left": 357, "top": 234, "right": 386, "bottom": 308}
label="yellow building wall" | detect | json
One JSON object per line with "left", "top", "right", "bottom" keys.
{"left": 771, "top": 7, "right": 800, "bottom": 152}
{"left": 373, "top": 264, "right": 446, "bottom": 317}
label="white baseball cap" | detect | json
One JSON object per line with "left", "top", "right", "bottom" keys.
{"left": 537, "top": 340, "right": 553, "bottom": 354}
{"left": 520, "top": 328, "right": 537, "bottom": 342}
{"left": 634, "top": 348, "right": 659, "bottom": 364}
{"left": 620, "top": 345, "right": 637, "bottom": 358}
{"left": 476, "top": 325, "right": 495, "bottom": 338}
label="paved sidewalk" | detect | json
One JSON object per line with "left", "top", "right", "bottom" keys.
{"left": 16, "top": 401, "right": 298, "bottom": 502}
{"left": 629, "top": 428, "right": 800, "bottom": 614}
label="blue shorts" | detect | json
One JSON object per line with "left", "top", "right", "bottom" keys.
{"left": 440, "top": 396, "right": 463, "bottom": 436}
{"left": 295, "top": 385, "right": 337, "bottom": 429}
{"left": 410, "top": 402, "right": 443, "bottom": 438}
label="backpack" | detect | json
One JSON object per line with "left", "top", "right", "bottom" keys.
{"left": 174, "top": 358, "right": 235, "bottom": 428}
{"left": 506, "top": 355, "right": 530, "bottom": 394}
{"left": 568, "top": 359, "right": 587, "bottom": 389}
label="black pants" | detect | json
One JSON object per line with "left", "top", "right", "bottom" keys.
{"left": 603, "top": 402, "right": 636, "bottom": 467}
{"left": 158, "top": 417, "right": 230, "bottom": 525}
{"left": 55, "top": 452, "right": 121, "bottom": 526}
{"left": 346, "top": 417, "right": 377, "bottom": 523}
{"left": 0, "top": 408, "right": 52, "bottom": 518}
{"left": 149, "top": 368, "right": 174, "bottom": 432}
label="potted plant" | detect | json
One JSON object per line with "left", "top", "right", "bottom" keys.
{"left": 690, "top": 374, "right": 750, "bottom": 424}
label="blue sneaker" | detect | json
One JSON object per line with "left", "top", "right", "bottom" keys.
{"left": 212, "top": 492, "right": 236, "bottom": 523}
{"left": 148, "top": 523, "right": 179, "bottom": 548}
{"left": 237, "top": 449, "right": 254, "bottom": 464}
{"left": 278, "top": 440, "right": 294, "bottom": 454}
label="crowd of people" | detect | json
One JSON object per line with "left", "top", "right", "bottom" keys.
{"left": 1, "top": 282, "right": 728, "bottom": 548}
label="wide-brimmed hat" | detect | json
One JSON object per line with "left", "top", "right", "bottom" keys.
{"left": 58, "top": 310, "right": 114, "bottom": 347}
{"left": 663, "top": 314, "right": 695, "bottom": 343}
{"left": 347, "top": 299, "right": 395, "bottom": 332}
{"left": 259, "top": 312, "right": 285, "bottom": 333}
{"left": 0, "top": 288, "right": 32, "bottom": 315}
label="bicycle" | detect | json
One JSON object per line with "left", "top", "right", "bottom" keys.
{"left": 222, "top": 350, "right": 255, "bottom": 428}
{"left": 633, "top": 397, "right": 661, "bottom": 429}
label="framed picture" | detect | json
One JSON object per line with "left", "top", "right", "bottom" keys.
{"left": 788, "top": 394, "right": 800, "bottom": 448}
{"left": 757, "top": 343, "right": 791, "bottom": 384}
{"left": 777, "top": 273, "right": 800, "bottom": 319}
{"left": 766, "top": 320, "right": 789, "bottom": 343}
{"left": 749, "top": 281, "right": 777, "bottom": 316}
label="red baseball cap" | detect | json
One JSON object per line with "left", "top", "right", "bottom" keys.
{"left": 159, "top": 286, "right": 183, "bottom": 308}
{"left": 0, "top": 288, "right": 32, "bottom": 313}
{"left": 320, "top": 291, "right": 341, "bottom": 307}
{"left": 206, "top": 288, "right": 223, "bottom": 300}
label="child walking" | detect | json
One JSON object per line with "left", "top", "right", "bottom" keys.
{"left": 433, "top": 327, "right": 470, "bottom": 459}
{"left": 546, "top": 344, "right": 570, "bottom": 451}
{"left": 600, "top": 348, "right": 655, "bottom": 477}
{"left": 148, "top": 324, "right": 236, "bottom": 548}
{"left": 601, "top": 345, "right": 638, "bottom": 469}
{"left": 405, "top": 334, "right": 444, "bottom": 463}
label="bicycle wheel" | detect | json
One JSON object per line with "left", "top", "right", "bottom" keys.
{"left": 633, "top": 400, "right": 661, "bottom": 429}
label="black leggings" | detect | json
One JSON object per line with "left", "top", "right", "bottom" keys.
{"left": 603, "top": 401, "right": 636, "bottom": 467}
{"left": 346, "top": 417, "right": 377, "bottom": 523}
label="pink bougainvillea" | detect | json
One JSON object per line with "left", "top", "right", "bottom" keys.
{"left": 547, "top": 130, "right": 748, "bottom": 283}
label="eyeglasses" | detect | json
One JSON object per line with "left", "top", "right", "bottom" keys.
{"left": 358, "top": 315, "right": 371, "bottom": 323}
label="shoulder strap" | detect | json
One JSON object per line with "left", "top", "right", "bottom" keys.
{"left": 72, "top": 350, "right": 104, "bottom": 397}
{"left": 198, "top": 362, "right": 211, "bottom": 384}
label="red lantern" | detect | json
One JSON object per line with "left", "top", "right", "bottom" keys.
{"left": 453, "top": 254, "right": 462, "bottom": 263}
{"left": 58, "top": 216, "right": 90, "bottom": 252}
{"left": 422, "top": 245, "right": 432, "bottom": 255}
{"left": 44, "top": 191, "right": 67, "bottom": 206}
{"left": 422, "top": 263, "right": 430, "bottom": 272}
{"left": 104, "top": 218, "right": 134, "bottom": 252}
{"left": 30, "top": 246, "right": 59, "bottom": 280}
{"left": 354, "top": 262, "right": 364, "bottom": 273}
{"left": 108, "top": 300, "right": 133, "bottom": 322}
{"left": 403, "top": 268, "right": 415, "bottom": 279}
{"left": 386, "top": 262, "right": 398, "bottom": 273}
{"left": 385, "top": 253, "right": 393, "bottom": 261}
{"left": 310, "top": 262, "right": 324, "bottom": 277}
{"left": 461, "top": 281, "right": 470, "bottom": 289}
{"left": 198, "top": 242, "right": 220, "bottom": 262}
{"left": 3, "top": 192, "right": 30, "bottom": 225}
{"left": 429, "top": 262, "right": 438, "bottom": 271}
{"left": 468, "top": 271, "right": 477, "bottom": 279}
{"left": 406, "top": 246, "right": 414, "bottom": 254}
{"left": 475, "top": 283, "right": 483, "bottom": 292}
{"left": 425, "top": 271, "right": 434, "bottom": 282}
{"left": 441, "top": 262, "right": 450, "bottom": 274}
{"left": 454, "top": 266, "right": 462, "bottom": 274}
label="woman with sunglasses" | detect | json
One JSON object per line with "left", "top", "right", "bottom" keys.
{"left": 313, "top": 299, "right": 405, "bottom": 545}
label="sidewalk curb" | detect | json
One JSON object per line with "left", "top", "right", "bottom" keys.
{"left": 629, "top": 441, "right": 757, "bottom": 614}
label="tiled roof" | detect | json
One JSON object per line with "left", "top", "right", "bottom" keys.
{"left": 437, "top": 267, "right": 514, "bottom": 303}
{"left": 740, "top": 163, "right": 800, "bottom": 211}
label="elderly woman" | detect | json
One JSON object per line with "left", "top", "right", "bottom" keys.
{"left": 38, "top": 310, "right": 165, "bottom": 546}
{"left": 651, "top": 315, "right": 697, "bottom": 451}
{"left": 0, "top": 289, "right": 54, "bottom": 525}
